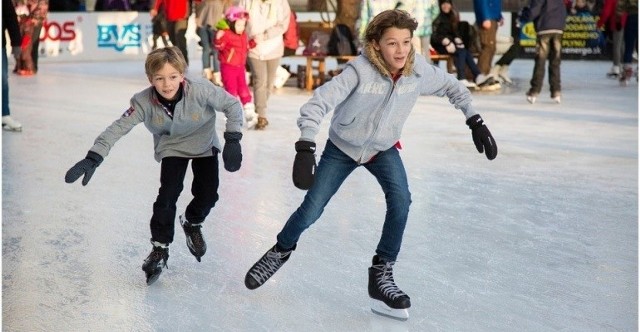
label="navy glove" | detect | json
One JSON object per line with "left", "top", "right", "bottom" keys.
{"left": 65, "top": 151, "right": 104, "bottom": 186}
{"left": 222, "top": 132, "right": 242, "bottom": 172}
{"left": 466, "top": 114, "right": 497, "bottom": 160}
{"left": 292, "top": 141, "right": 316, "bottom": 190}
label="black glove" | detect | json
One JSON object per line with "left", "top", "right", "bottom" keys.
{"left": 65, "top": 151, "right": 104, "bottom": 186}
{"left": 466, "top": 114, "right": 497, "bottom": 160}
{"left": 222, "top": 132, "right": 242, "bottom": 172}
{"left": 292, "top": 141, "right": 317, "bottom": 190}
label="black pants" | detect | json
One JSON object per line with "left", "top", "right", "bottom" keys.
{"left": 167, "top": 20, "right": 188, "bottom": 64}
{"left": 150, "top": 155, "right": 219, "bottom": 244}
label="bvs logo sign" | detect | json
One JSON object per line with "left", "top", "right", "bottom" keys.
{"left": 97, "top": 24, "right": 141, "bottom": 51}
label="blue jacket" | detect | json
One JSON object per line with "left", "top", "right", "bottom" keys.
{"left": 523, "top": 0, "right": 567, "bottom": 33}
{"left": 297, "top": 44, "right": 478, "bottom": 164}
{"left": 473, "top": 0, "right": 503, "bottom": 22}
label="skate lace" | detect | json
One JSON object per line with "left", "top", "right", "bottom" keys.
{"left": 249, "top": 249, "right": 290, "bottom": 284}
{"left": 373, "top": 262, "right": 407, "bottom": 300}
{"left": 185, "top": 225, "right": 204, "bottom": 248}
{"left": 149, "top": 248, "right": 168, "bottom": 268}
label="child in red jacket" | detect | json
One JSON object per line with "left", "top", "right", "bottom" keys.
{"left": 215, "top": 6, "right": 257, "bottom": 128}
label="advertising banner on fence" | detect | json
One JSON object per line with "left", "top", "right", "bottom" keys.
{"left": 27, "top": 12, "right": 198, "bottom": 63}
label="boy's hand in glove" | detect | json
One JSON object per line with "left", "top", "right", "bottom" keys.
{"left": 65, "top": 151, "right": 104, "bottom": 186}
{"left": 223, "top": 132, "right": 242, "bottom": 172}
{"left": 466, "top": 114, "right": 497, "bottom": 160}
{"left": 292, "top": 141, "right": 316, "bottom": 190}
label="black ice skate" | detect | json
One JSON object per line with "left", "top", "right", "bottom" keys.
{"left": 368, "top": 255, "right": 411, "bottom": 321}
{"left": 180, "top": 215, "right": 206, "bottom": 262}
{"left": 244, "top": 244, "right": 295, "bottom": 290}
{"left": 142, "top": 243, "right": 169, "bottom": 285}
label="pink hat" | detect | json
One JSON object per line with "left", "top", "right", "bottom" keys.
{"left": 225, "top": 6, "right": 249, "bottom": 22}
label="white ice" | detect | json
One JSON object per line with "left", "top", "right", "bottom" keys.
{"left": 2, "top": 57, "right": 638, "bottom": 331}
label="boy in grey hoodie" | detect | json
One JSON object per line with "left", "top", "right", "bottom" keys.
{"left": 243, "top": 10, "right": 497, "bottom": 320}
{"left": 65, "top": 46, "right": 244, "bottom": 285}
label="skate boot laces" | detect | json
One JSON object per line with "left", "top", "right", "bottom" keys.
{"left": 146, "top": 247, "right": 169, "bottom": 269}
{"left": 372, "top": 261, "right": 407, "bottom": 300}
{"left": 249, "top": 249, "right": 291, "bottom": 284}
{"left": 184, "top": 224, "right": 204, "bottom": 249}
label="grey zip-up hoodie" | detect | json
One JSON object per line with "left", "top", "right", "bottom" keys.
{"left": 90, "top": 77, "right": 243, "bottom": 162}
{"left": 297, "top": 44, "right": 478, "bottom": 163}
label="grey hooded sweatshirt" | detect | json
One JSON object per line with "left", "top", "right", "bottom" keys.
{"left": 297, "top": 44, "right": 478, "bottom": 164}
{"left": 89, "top": 77, "right": 243, "bottom": 162}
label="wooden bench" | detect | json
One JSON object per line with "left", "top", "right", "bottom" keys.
{"left": 300, "top": 55, "right": 357, "bottom": 91}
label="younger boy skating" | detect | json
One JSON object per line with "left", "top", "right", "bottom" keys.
{"left": 65, "top": 46, "right": 244, "bottom": 285}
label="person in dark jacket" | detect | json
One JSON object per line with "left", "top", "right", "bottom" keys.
{"left": 2, "top": 0, "right": 23, "bottom": 131}
{"left": 521, "top": 0, "right": 567, "bottom": 104}
{"left": 431, "top": 0, "right": 495, "bottom": 89}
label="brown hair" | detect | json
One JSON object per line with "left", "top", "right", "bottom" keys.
{"left": 144, "top": 46, "right": 187, "bottom": 79}
{"left": 363, "top": 9, "right": 418, "bottom": 44}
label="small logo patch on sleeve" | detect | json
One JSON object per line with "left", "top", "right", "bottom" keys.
{"left": 121, "top": 106, "right": 135, "bottom": 118}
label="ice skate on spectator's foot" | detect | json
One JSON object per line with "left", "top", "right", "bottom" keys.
{"left": 255, "top": 117, "right": 269, "bottom": 130}
{"left": 476, "top": 74, "right": 501, "bottom": 91}
{"left": 368, "top": 255, "right": 411, "bottom": 321}
{"left": 606, "top": 65, "right": 621, "bottom": 79}
{"left": 180, "top": 215, "right": 206, "bottom": 262}
{"left": 619, "top": 65, "right": 634, "bottom": 86}
{"left": 526, "top": 93, "right": 537, "bottom": 104}
{"left": 243, "top": 103, "right": 258, "bottom": 129}
{"left": 498, "top": 65, "right": 512, "bottom": 84}
{"left": 459, "top": 79, "right": 477, "bottom": 89}
{"left": 551, "top": 93, "right": 561, "bottom": 104}
{"left": 2, "top": 116, "right": 22, "bottom": 132}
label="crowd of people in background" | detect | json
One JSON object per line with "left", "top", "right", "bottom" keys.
{"left": 3, "top": 0, "right": 638, "bottom": 132}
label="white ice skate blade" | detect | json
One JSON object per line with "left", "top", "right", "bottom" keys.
{"left": 370, "top": 299, "right": 409, "bottom": 321}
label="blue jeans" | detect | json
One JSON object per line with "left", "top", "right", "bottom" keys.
{"left": 623, "top": 14, "right": 638, "bottom": 64}
{"left": 277, "top": 140, "right": 412, "bottom": 261}
{"left": 197, "top": 26, "right": 220, "bottom": 72}
{"left": 453, "top": 48, "right": 480, "bottom": 80}
{"left": 528, "top": 33, "right": 563, "bottom": 97}
{"left": 2, "top": 45, "right": 9, "bottom": 116}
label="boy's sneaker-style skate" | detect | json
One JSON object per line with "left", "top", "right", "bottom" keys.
{"left": 551, "top": 93, "right": 562, "bottom": 104}
{"left": 368, "top": 255, "right": 411, "bottom": 321}
{"left": 526, "top": 93, "right": 537, "bottom": 104}
{"left": 244, "top": 244, "right": 295, "bottom": 289}
{"left": 142, "top": 242, "right": 169, "bottom": 285}
{"left": 180, "top": 215, "right": 206, "bottom": 262}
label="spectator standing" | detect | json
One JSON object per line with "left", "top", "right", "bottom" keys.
{"left": 238, "top": 0, "right": 290, "bottom": 130}
{"left": 617, "top": 0, "right": 638, "bottom": 85}
{"left": 416, "top": 0, "right": 440, "bottom": 58}
{"left": 64, "top": 46, "right": 244, "bottom": 285}
{"left": 431, "top": 0, "right": 495, "bottom": 88}
{"left": 472, "top": 0, "right": 503, "bottom": 89}
{"left": 3, "top": 0, "right": 23, "bottom": 131}
{"left": 14, "top": 0, "right": 48, "bottom": 76}
{"left": 195, "top": 0, "right": 230, "bottom": 86}
{"left": 597, "top": 0, "right": 626, "bottom": 78}
{"left": 151, "top": 0, "right": 190, "bottom": 65}
{"left": 521, "top": 0, "right": 567, "bottom": 103}
{"left": 151, "top": 1, "right": 170, "bottom": 50}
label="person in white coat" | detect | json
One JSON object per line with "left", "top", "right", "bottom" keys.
{"left": 239, "top": 0, "right": 290, "bottom": 130}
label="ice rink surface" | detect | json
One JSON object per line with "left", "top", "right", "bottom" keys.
{"left": 2, "top": 57, "right": 638, "bottom": 331}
